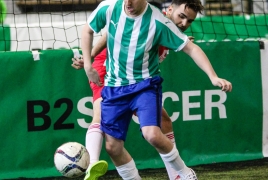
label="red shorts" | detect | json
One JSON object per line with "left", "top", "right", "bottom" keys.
{"left": 89, "top": 65, "right": 106, "bottom": 102}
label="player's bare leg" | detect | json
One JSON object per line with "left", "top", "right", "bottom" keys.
{"left": 161, "top": 108, "right": 174, "bottom": 135}
{"left": 105, "top": 134, "right": 141, "bottom": 179}
{"left": 142, "top": 126, "right": 196, "bottom": 180}
{"left": 84, "top": 97, "right": 108, "bottom": 180}
{"left": 161, "top": 108, "right": 180, "bottom": 179}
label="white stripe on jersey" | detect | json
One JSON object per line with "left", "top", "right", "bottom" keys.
{"left": 104, "top": 2, "right": 115, "bottom": 85}
{"left": 142, "top": 14, "right": 156, "bottom": 79}
{"left": 112, "top": 14, "right": 125, "bottom": 86}
{"left": 106, "top": 48, "right": 112, "bottom": 80}
{"left": 125, "top": 17, "right": 142, "bottom": 84}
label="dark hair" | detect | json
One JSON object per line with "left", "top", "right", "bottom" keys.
{"left": 171, "top": 0, "right": 204, "bottom": 14}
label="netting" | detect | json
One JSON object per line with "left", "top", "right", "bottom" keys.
{"left": 0, "top": 0, "right": 267, "bottom": 52}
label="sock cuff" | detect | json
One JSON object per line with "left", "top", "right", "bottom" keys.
{"left": 116, "top": 159, "right": 135, "bottom": 170}
{"left": 159, "top": 145, "right": 178, "bottom": 162}
{"left": 116, "top": 159, "right": 141, "bottom": 180}
{"left": 87, "top": 123, "right": 102, "bottom": 134}
{"left": 165, "top": 132, "right": 174, "bottom": 140}
{"left": 89, "top": 123, "right": 100, "bottom": 127}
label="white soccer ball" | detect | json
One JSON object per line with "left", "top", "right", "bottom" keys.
{"left": 54, "top": 142, "right": 90, "bottom": 178}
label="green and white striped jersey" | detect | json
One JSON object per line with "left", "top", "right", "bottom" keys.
{"left": 87, "top": 0, "right": 189, "bottom": 87}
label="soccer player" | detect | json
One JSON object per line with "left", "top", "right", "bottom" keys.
{"left": 73, "top": 1, "right": 202, "bottom": 179}
{"left": 81, "top": 0, "right": 232, "bottom": 179}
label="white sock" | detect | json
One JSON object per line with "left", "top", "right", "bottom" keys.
{"left": 161, "top": 132, "right": 178, "bottom": 180}
{"left": 160, "top": 145, "right": 191, "bottom": 177}
{"left": 116, "top": 159, "right": 141, "bottom": 180}
{"left": 85, "top": 123, "right": 103, "bottom": 168}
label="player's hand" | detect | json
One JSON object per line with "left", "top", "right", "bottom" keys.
{"left": 71, "top": 56, "right": 84, "bottom": 70}
{"left": 211, "top": 77, "right": 232, "bottom": 92}
{"left": 188, "top": 36, "right": 194, "bottom": 42}
{"left": 84, "top": 67, "right": 102, "bottom": 86}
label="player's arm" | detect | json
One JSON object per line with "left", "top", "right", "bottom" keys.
{"left": 81, "top": 25, "right": 102, "bottom": 86}
{"left": 182, "top": 40, "right": 232, "bottom": 92}
{"left": 81, "top": 25, "right": 93, "bottom": 69}
{"left": 92, "top": 32, "right": 107, "bottom": 57}
{"left": 72, "top": 32, "right": 107, "bottom": 69}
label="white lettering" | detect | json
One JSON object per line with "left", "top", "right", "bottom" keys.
{"left": 77, "top": 97, "right": 93, "bottom": 128}
{"left": 205, "top": 90, "right": 227, "bottom": 119}
{"left": 77, "top": 90, "right": 228, "bottom": 126}
{"left": 162, "top": 92, "right": 180, "bottom": 122}
{"left": 183, "top": 91, "right": 201, "bottom": 121}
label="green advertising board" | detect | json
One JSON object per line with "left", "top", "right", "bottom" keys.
{"left": 0, "top": 41, "right": 265, "bottom": 179}
{"left": 160, "top": 41, "right": 263, "bottom": 165}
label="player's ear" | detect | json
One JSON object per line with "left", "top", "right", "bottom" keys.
{"left": 167, "top": 5, "right": 173, "bottom": 16}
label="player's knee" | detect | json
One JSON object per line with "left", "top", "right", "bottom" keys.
{"left": 142, "top": 127, "right": 162, "bottom": 146}
{"left": 145, "top": 135, "right": 160, "bottom": 147}
{"left": 105, "top": 143, "right": 116, "bottom": 155}
{"left": 105, "top": 141, "right": 123, "bottom": 157}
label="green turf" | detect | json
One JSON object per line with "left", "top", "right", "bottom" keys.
{"left": 98, "top": 158, "right": 268, "bottom": 180}
{"left": 13, "top": 158, "right": 268, "bottom": 180}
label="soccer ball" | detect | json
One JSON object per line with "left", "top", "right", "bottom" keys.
{"left": 54, "top": 142, "right": 90, "bottom": 178}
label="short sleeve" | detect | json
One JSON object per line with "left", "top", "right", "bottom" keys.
{"left": 87, "top": 1, "right": 110, "bottom": 33}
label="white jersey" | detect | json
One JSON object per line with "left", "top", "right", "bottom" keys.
{"left": 87, "top": 0, "right": 189, "bottom": 87}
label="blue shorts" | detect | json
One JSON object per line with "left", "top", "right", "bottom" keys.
{"left": 100, "top": 76, "right": 163, "bottom": 141}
